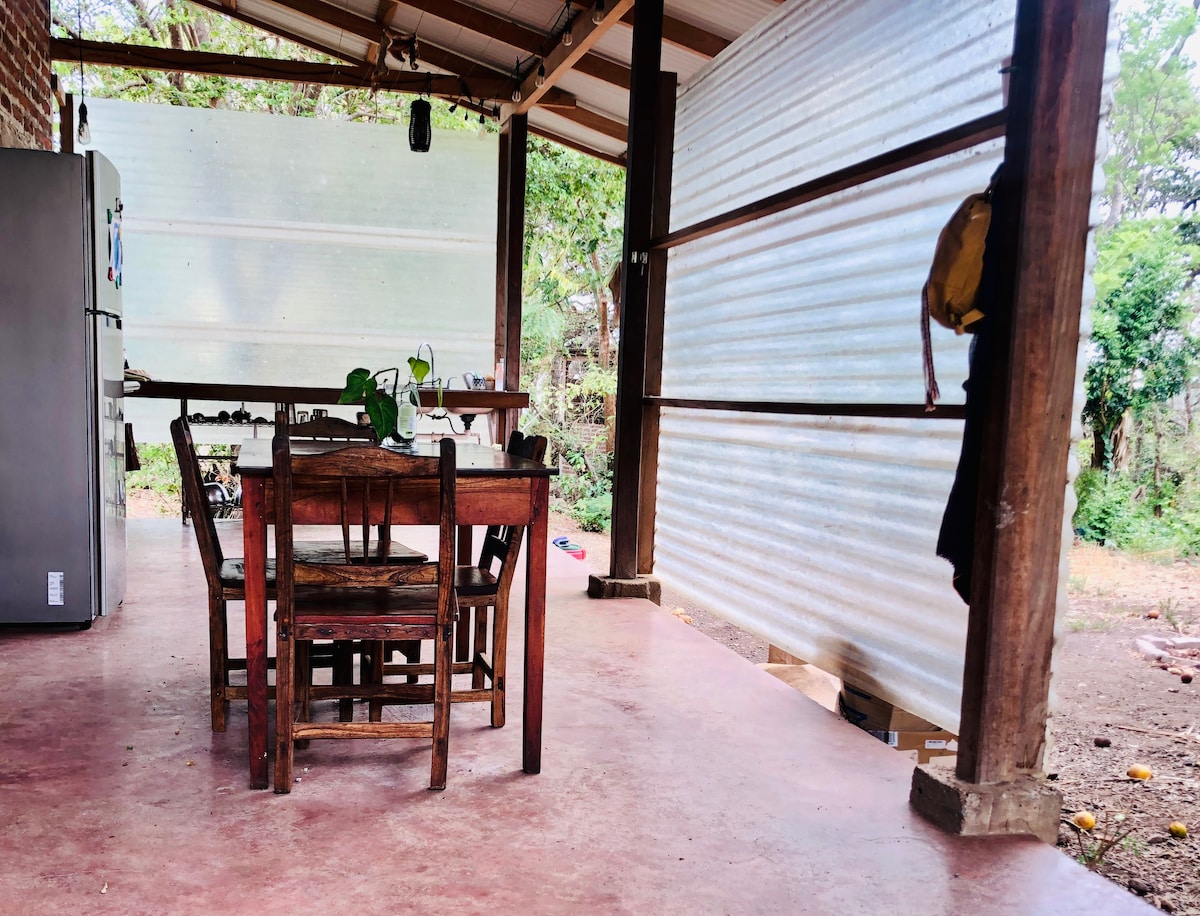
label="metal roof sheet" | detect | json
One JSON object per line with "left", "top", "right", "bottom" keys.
{"left": 182, "top": 0, "right": 782, "bottom": 161}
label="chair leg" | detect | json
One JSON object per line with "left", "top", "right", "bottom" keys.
{"left": 401, "top": 640, "right": 421, "bottom": 684}
{"left": 209, "top": 595, "right": 228, "bottom": 733}
{"left": 471, "top": 606, "right": 488, "bottom": 690}
{"left": 274, "top": 629, "right": 297, "bottom": 794}
{"left": 430, "top": 623, "right": 452, "bottom": 790}
{"left": 333, "top": 640, "right": 354, "bottom": 721}
{"left": 295, "top": 641, "right": 312, "bottom": 750}
{"left": 454, "top": 611, "right": 471, "bottom": 663}
{"left": 491, "top": 596, "right": 508, "bottom": 729}
{"left": 368, "top": 640, "right": 385, "bottom": 722}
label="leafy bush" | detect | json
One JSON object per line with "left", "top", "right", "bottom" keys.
{"left": 569, "top": 493, "right": 612, "bottom": 533}
{"left": 127, "top": 442, "right": 182, "bottom": 501}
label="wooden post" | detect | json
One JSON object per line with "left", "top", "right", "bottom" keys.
{"left": 910, "top": 0, "right": 1110, "bottom": 841}
{"left": 605, "top": 0, "right": 663, "bottom": 583}
{"left": 637, "top": 73, "right": 677, "bottom": 578}
{"left": 494, "top": 114, "right": 527, "bottom": 444}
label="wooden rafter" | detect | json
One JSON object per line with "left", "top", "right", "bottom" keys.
{"left": 398, "top": 0, "right": 630, "bottom": 89}
{"left": 550, "top": 104, "right": 627, "bottom": 142}
{"left": 620, "top": 10, "right": 730, "bottom": 58}
{"left": 512, "top": 0, "right": 634, "bottom": 115}
{"left": 50, "top": 37, "right": 517, "bottom": 100}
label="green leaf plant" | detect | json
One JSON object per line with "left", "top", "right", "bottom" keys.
{"left": 337, "top": 354, "right": 442, "bottom": 443}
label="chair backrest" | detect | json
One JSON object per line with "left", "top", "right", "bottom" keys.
{"left": 170, "top": 415, "right": 224, "bottom": 589}
{"left": 475, "top": 431, "right": 548, "bottom": 584}
{"left": 290, "top": 415, "right": 377, "bottom": 441}
{"left": 273, "top": 436, "right": 457, "bottom": 622}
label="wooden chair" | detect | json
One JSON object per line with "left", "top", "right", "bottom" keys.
{"left": 383, "top": 430, "right": 547, "bottom": 728}
{"left": 273, "top": 436, "right": 459, "bottom": 792}
{"left": 282, "top": 410, "right": 428, "bottom": 717}
{"left": 170, "top": 416, "right": 428, "bottom": 732}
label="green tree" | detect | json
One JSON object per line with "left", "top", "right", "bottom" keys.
{"left": 1084, "top": 221, "right": 1198, "bottom": 471}
{"left": 1104, "top": 0, "right": 1200, "bottom": 223}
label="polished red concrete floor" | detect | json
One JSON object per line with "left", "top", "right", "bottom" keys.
{"left": 0, "top": 520, "right": 1150, "bottom": 914}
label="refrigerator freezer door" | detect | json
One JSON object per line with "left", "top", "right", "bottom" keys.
{"left": 87, "top": 151, "right": 126, "bottom": 616}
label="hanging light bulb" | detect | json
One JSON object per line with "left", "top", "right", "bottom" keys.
{"left": 409, "top": 98, "right": 431, "bottom": 152}
{"left": 562, "top": 28, "right": 573, "bottom": 47}
{"left": 77, "top": 101, "right": 91, "bottom": 144}
{"left": 511, "top": 87, "right": 522, "bottom": 102}
{"left": 535, "top": 62, "right": 546, "bottom": 88}
{"left": 591, "top": 0, "right": 605, "bottom": 25}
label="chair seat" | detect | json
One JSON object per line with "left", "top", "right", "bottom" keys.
{"left": 218, "top": 540, "right": 428, "bottom": 590}
{"left": 454, "top": 565, "right": 499, "bottom": 599}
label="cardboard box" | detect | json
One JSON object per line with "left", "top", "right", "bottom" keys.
{"left": 866, "top": 728, "right": 959, "bottom": 764}
{"left": 838, "top": 682, "right": 937, "bottom": 732}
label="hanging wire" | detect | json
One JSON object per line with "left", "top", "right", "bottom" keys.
{"left": 76, "top": 1, "right": 90, "bottom": 143}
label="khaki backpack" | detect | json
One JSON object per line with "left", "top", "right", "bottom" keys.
{"left": 921, "top": 171, "right": 998, "bottom": 408}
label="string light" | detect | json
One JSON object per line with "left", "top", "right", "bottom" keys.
{"left": 535, "top": 62, "right": 546, "bottom": 88}
{"left": 591, "top": 0, "right": 605, "bottom": 26}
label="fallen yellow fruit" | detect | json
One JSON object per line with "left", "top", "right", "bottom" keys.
{"left": 1128, "top": 764, "right": 1152, "bottom": 780}
{"left": 1072, "top": 811, "right": 1097, "bottom": 831}
{"left": 1169, "top": 822, "right": 1188, "bottom": 838}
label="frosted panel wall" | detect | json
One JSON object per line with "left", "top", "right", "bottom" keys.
{"left": 81, "top": 97, "right": 497, "bottom": 439}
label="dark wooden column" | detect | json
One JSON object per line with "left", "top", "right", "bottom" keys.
{"left": 607, "top": 0, "right": 664, "bottom": 582}
{"left": 494, "top": 114, "right": 528, "bottom": 444}
{"left": 911, "top": 0, "right": 1110, "bottom": 840}
{"left": 637, "top": 73, "right": 678, "bottom": 577}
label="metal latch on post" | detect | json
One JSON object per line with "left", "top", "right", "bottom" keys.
{"left": 630, "top": 250, "right": 649, "bottom": 274}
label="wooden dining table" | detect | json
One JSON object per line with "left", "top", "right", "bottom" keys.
{"left": 235, "top": 437, "right": 556, "bottom": 790}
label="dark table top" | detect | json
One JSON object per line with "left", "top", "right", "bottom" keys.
{"left": 235, "top": 438, "right": 557, "bottom": 477}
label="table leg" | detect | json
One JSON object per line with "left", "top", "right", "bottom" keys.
{"left": 242, "top": 477, "right": 269, "bottom": 789}
{"left": 522, "top": 476, "right": 549, "bottom": 774}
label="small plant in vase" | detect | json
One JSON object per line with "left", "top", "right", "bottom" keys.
{"left": 338, "top": 353, "right": 434, "bottom": 445}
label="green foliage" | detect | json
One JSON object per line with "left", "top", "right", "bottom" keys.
{"left": 1105, "top": 0, "right": 1200, "bottom": 220}
{"left": 570, "top": 494, "right": 612, "bottom": 533}
{"left": 127, "top": 442, "right": 181, "bottom": 500}
{"left": 1083, "top": 221, "right": 1198, "bottom": 468}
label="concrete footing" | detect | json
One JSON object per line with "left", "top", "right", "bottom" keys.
{"left": 909, "top": 764, "right": 1062, "bottom": 845}
{"left": 587, "top": 574, "right": 661, "bottom": 604}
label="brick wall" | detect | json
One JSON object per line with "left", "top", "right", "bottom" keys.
{"left": 1, "top": 0, "right": 52, "bottom": 150}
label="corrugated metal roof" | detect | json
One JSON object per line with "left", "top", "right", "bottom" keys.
{"left": 178, "top": 0, "right": 781, "bottom": 162}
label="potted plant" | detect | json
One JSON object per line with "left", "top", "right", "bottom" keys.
{"left": 338, "top": 353, "right": 435, "bottom": 444}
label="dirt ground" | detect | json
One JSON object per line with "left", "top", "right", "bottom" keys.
{"left": 549, "top": 514, "right": 1199, "bottom": 913}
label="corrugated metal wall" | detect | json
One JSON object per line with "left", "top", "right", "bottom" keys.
{"left": 81, "top": 98, "right": 497, "bottom": 439}
{"left": 654, "top": 0, "right": 1106, "bottom": 735}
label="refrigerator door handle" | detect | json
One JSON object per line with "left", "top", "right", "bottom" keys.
{"left": 86, "top": 308, "right": 121, "bottom": 322}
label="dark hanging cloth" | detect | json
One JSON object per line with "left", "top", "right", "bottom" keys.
{"left": 125, "top": 422, "right": 141, "bottom": 472}
{"left": 936, "top": 165, "right": 1008, "bottom": 603}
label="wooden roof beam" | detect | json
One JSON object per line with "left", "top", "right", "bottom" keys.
{"left": 50, "top": 37, "right": 519, "bottom": 100}
{"left": 511, "top": 0, "right": 634, "bottom": 116}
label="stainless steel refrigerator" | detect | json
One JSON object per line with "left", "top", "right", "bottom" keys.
{"left": 0, "top": 148, "right": 126, "bottom": 627}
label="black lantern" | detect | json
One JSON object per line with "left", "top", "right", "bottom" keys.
{"left": 409, "top": 99, "right": 431, "bottom": 153}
